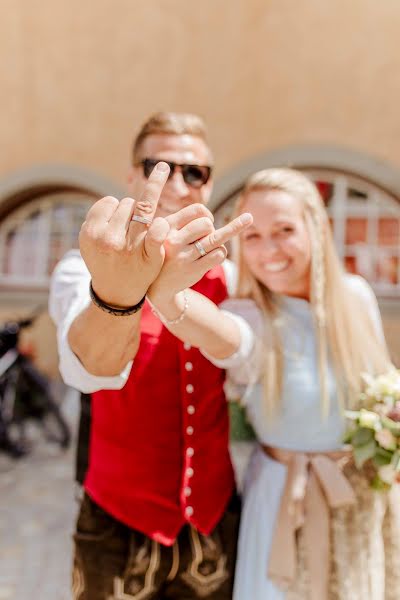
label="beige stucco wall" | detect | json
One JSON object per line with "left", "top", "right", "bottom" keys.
{"left": 2, "top": 0, "right": 400, "bottom": 186}
{"left": 1, "top": 0, "right": 399, "bottom": 375}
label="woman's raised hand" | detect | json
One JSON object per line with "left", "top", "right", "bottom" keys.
{"left": 148, "top": 206, "right": 253, "bottom": 303}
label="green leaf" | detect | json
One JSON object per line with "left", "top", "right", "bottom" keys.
{"left": 391, "top": 450, "right": 400, "bottom": 471}
{"left": 373, "top": 447, "right": 393, "bottom": 467}
{"left": 229, "top": 402, "right": 256, "bottom": 442}
{"left": 352, "top": 427, "right": 375, "bottom": 447}
{"left": 381, "top": 416, "right": 400, "bottom": 434}
{"left": 353, "top": 439, "right": 377, "bottom": 469}
{"left": 343, "top": 429, "right": 354, "bottom": 444}
{"left": 371, "top": 475, "right": 391, "bottom": 492}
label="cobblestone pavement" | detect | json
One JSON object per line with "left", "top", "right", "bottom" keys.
{"left": 0, "top": 392, "right": 79, "bottom": 600}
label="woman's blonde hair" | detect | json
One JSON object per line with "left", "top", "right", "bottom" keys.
{"left": 232, "top": 168, "right": 391, "bottom": 417}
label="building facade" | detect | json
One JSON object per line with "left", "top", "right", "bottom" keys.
{"left": 1, "top": 0, "right": 399, "bottom": 372}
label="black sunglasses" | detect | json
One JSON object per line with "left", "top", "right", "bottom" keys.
{"left": 139, "top": 158, "right": 212, "bottom": 188}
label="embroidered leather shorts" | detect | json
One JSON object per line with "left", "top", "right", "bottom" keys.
{"left": 73, "top": 493, "right": 240, "bottom": 600}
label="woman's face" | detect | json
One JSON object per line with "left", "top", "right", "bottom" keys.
{"left": 241, "top": 188, "right": 312, "bottom": 299}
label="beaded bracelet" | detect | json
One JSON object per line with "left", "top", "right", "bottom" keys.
{"left": 149, "top": 290, "right": 189, "bottom": 326}
{"left": 89, "top": 281, "right": 146, "bottom": 316}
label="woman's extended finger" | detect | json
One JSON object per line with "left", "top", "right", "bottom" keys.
{"left": 190, "top": 213, "right": 253, "bottom": 259}
{"left": 165, "top": 204, "right": 214, "bottom": 230}
{"left": 172, "top": 217, "right": 215, "bottom": 246}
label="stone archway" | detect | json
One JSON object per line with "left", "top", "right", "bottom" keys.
{"left": 0, "top": 163, "right": 123, "bottom": 222}
{"left": 0, "top": 164, "right": 123, "bottom": 305}
{"left": 211, "top": 144, "right": 400, "bottom": 213}
{"left": 0, "top": 164, "right": 123, "bottom": 377}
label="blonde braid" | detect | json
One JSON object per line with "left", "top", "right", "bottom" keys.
{"left": 304, "top": 198, "right": 330, "bottom": 417}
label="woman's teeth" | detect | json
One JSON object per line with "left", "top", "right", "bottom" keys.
{"left": 263, "top": 261, "right": 289, "bottom": 273}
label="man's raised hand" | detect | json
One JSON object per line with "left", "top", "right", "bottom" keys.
{"left": 79, "top": 162, "right": 171, "bottom": 308}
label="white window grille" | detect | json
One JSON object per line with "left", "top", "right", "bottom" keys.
{"left": 304, "top": 169, "right": 400, "bottom": 298}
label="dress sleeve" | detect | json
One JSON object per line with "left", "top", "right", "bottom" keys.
{"left": 200, "top": 298, "right": 265, "bottom": 385}
{"left": 346, "top": 274, "right": 386, "bottom": 343}
{"left": 48, "top": 251, "right": 133, "bottom": 393}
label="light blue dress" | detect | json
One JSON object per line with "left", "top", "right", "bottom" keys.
{"left": 209, "top": 275, "right": 383, "bottom": 599}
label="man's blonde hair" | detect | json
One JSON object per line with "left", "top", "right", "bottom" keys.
{"left": 232, "top": 168, "right": 391, "bottom": 417}
{"left": 132, "top": 112, "right": 209, "bottom": 164}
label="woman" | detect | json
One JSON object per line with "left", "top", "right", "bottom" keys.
{"left": 148, "top": 168, "right": 400, "bottom": 599}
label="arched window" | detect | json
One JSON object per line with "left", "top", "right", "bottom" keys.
{"left": 0, "top": 165, "right": 122, "bottom": 376}
{"left": 0, "top": 191, "right": 93, "bottom": 288}
{"left": 0, "top": 164, "right": 122, "bottom": 301}
{"left": 213, "top": 167, "right": 400, "bottom": 298}
{"left": 304, "top": 169, "right": 399, "bottom": 297}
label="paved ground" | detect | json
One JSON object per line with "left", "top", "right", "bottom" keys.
{"left": 0, "top": 390, "right": 79, "bottom": 600}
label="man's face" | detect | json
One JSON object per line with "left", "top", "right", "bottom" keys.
{"left": 128, "top": 134, "right": 213, "bottom": 218}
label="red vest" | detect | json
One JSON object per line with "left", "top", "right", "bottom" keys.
{"left": 85, "top": 265, "right": 235, "bottom": 545}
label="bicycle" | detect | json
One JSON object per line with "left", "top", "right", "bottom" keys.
{"left": 0, "top": 315, "right": 71, "bottom": 458}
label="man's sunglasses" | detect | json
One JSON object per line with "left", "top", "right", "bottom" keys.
{"left": 139, "top": 158, "right": 212, "bottom": 188}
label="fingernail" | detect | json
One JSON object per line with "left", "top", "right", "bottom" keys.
{"left": 240, "top": 213, "right": 253, "bottom": 225}
{"left": 157, "top": 161, "right": 169, "bottom": 172}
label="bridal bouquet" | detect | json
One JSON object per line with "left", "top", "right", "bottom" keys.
{"left": 344, "top": 369, "right": 400, "bottom": 490}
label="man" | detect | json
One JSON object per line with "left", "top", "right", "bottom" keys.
{"left": 49, "top": 112, "right": 248, "bottom": 599}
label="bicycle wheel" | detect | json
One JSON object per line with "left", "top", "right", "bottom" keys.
{"left": 0, "top": 378, "right": 30, "bottom": 458}
{"left": 40, "top": 400, "right": 71, "bottom": 449}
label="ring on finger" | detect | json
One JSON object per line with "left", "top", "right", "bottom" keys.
{"left": 194, "top": 240, "right": 207, "bottom": 257}
{"left": 131, "top": 215, "right": 152, "bottom": 226}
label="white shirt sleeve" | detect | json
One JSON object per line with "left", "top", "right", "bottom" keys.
{"left": 48, "top": 250, "right": 133, "bottom": 393}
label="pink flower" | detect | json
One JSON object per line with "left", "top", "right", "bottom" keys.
{"left": 387, "top": 401, "right": 400, "bottom": 422}
{"left": 375, "top": 429, "right": 397, "bottom": 451}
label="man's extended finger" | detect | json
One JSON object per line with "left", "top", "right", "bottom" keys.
{"left": 165, "top": 204, "right": 214, "bottom": 230}
{"left": 85, "top": 196, "right": 119, "bottom": 226}
{"left": 192, "top": 213, "right": 253, "bottom": 257}
{"left": 108, "top": 197, "right": 136, "bottom": 233}
{"left": 130, "top": 162, "right": 170, "bottom": 230}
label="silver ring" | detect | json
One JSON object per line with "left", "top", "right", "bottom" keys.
{"left": 194, "top": 240, "right": 207, "bottom": 257}
{"left": 131, "top": 215, "right": 152, "bottom": 226}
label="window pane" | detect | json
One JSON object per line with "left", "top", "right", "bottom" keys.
{"left": 0, "top": 192, "right": 93, "bottom": 286}
{"left": 378, "top": 218, "right": 399, "bottom": 246}
{"left": 344, "top": 256, "right": 357, "bottom": 274}
{"left": 376, "top": 254, "right": 399, "bottom": 285}
{"left": 345, "top": 218, "right": 368, "bottom": 244}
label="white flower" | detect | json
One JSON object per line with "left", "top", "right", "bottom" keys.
{"left": 359, "top": 409, "right": 380, "bottom": 430}
{"left": 375, "top": 429, "right": 397, "bottom": 451}
{"left": 378, "top": 464, "right": 396, "bottom": 485}
{"left": 362, "top": 370, "right": 400, "bottom": 403}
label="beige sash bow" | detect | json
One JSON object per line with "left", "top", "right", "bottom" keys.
{"left": 264, "top": 446, "right": 356, "bottom": 600}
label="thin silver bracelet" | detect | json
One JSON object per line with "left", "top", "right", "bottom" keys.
{"left": 149, "top": 290, "right": 189, "bottom": 326}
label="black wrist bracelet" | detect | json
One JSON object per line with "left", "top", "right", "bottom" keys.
{"left": 89, "top": 282, "right": 146, "bottom": 316}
